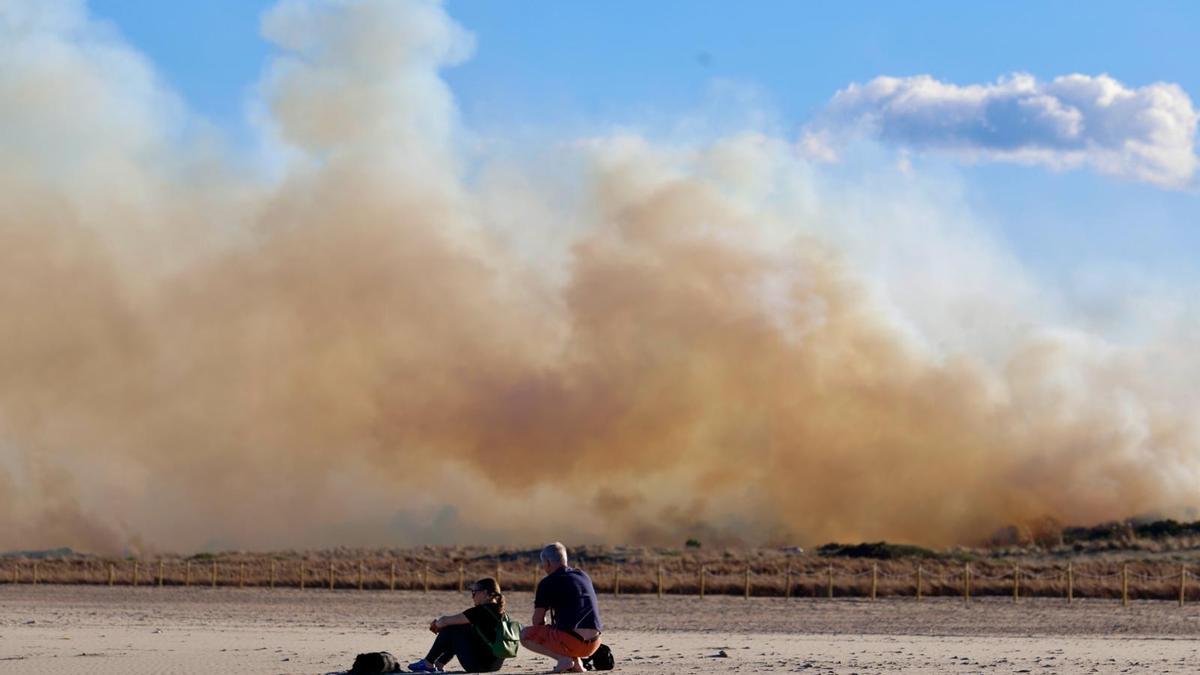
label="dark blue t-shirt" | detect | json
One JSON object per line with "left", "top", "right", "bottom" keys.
{"left": 534, "top": 567, "right": 603, "bottom": 632}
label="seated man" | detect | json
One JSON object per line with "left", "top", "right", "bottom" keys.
{"left": 520, "top": 542, "right": 603, "bottom": 673}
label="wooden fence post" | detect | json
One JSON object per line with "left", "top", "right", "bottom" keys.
{"left": 10, "top": 564, "right": 17, "bottom": 585}
{"left": 785, "top": 567, "right": 792, "bottom": 599}
{"left": 158, "top": 560, "right": 165, "bottom": 587}
{"left": 613, "top": 565, "right": 621, "bottom": 596}
{"left": 1121, "top": 564, "right": 1129, "bottom": 607}
{"left": 32, "top": 562, "right": 38, "bottom": 585}
{"left": 1180, "top": 565, "right": 1186, "bottom": 607}
{"left": 699, "top": 566, "right": 706, "bottom": 599}
{"left": 358, "top": 561, "right": 364, "bottom": 591}
{"left": 300, "top": 562, "right": 306, "bottom": 590}
{"left": 132, "top": 560, "right": 138, "bottom": 587}
{"left": 329, "top": 561, "right": 335, "bottom": 591}
{"left": 391, "top": 562, "right": 397, "bottom": 592}
{"left": 108, "top": 563, "right": 115, "bottom": 587}
{"left": 185, "top": 561, "right": 191, "bottom": 587}
{"left": 744, "top": 565, "right": 751, "bottom": 599}
{"left": 963, "top": 564, "right": 970, "bottom": 603}
{"left": 657, "top": 565, "right": 664, "bottom": 598}
{"left": 1012, "top": 564, "right": 1019, "bottom": 603}
{"left": 239, "top": 562, "right": 245, "bottom": 588}
{"left": 870, "top": 563, "right": 878, "bottom": 600}
{"left": 916, "top": 565, "right": 923, "bottom": 601}
{"left": 826, "top": 564, "right": 833, "bottom": 599}
{"left": 423, "top": 566, "right": 430, "bottom": 593}
{"left": 211, "top": 560, "right": 217, "bottom": 588}
{"left": 1067, "top": 563, "right": 1073, "bottom": 603}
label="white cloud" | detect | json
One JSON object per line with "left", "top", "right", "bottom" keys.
{"left": 810, "top": 73, "right": 1199, "bottom": 188}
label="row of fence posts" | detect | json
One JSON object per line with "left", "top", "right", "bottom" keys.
{"left": 625, "top": 561, "right": 1187, "bottom": 607}
{"left": 5, "top": 561, "right": 506, "bottom": 593}
{"left": 4, "top": 560, "right": 1192, "bottom": 606}
{"left": 637, "top": 563, "right": 880, "bottom": 601}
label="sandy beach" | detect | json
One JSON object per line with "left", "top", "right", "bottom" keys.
{"left": 3, "top": 585, "right": 1200, "bottom": 673}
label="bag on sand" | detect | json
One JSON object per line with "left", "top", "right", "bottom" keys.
{"left": 474, "top": 613, "right": 522, "bottom": 659}
{"left": 583, "top": 643, "right": 614, "bottom": 671}
{"left": 349, "top": 651, "right": 401, "bottom": 673}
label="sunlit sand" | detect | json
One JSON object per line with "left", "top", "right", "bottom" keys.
{"left": 3, "top": 586, "right": 1199, "bottom": 673}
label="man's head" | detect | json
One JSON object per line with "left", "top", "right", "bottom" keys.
{"left": 539, "top": 541, "right": 568, "bottom": 574}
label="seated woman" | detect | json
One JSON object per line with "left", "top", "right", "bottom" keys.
{"left": 408, "top": 577, "right": 509, "bottom": 673}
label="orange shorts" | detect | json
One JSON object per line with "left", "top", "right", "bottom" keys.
{"left": 522, "top": 625, "right": 601, "bottom": 658}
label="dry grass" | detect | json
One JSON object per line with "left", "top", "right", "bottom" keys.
{"left": 3, "top": 545, "right": 1198, "bottom": 601}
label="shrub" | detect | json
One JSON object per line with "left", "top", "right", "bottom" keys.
{"left": 815, "top": 542, "right": 936, "bottom": 559}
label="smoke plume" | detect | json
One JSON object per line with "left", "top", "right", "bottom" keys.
{"left": 1, "top": 0, "right": 1198, "bottom": 554}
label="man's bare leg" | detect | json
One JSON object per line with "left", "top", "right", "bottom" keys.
{"left": 520, "top": 636, "right": 579, "bottom": 672}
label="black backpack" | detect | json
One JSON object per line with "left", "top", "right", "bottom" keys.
{"left": 349, "top": 651, "right": 401, "bottom": 673}
{"left": 583, "top": 643, "right": 614, "bottom": 671}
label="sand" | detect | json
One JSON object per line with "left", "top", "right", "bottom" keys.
{"left": 2, "top": 585, "right": 1200, "bottom": 673}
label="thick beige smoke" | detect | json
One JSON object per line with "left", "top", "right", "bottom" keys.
{"left": 1, "top": 0, "right": 1197, "bottom": 554}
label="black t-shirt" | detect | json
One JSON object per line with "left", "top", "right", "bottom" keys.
{"left": 463, "top": 601, "right": 502, "bottom": 638}
{"left": 534, "top": 567, "right": 603, "bottom": 632}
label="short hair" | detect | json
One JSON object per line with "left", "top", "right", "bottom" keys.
{"left": 540, "top": 542, "right": 568, "bottom": 566}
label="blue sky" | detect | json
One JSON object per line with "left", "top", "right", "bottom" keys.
{"left": 90, "top": 1, "right": 1200, "bottom": 130}
{"left": 86, "top": 0, "right": 1200, "bottom": 285}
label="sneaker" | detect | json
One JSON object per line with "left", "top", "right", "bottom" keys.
{"left": 407, "top": 660, "right": 443, "bottom": 673}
